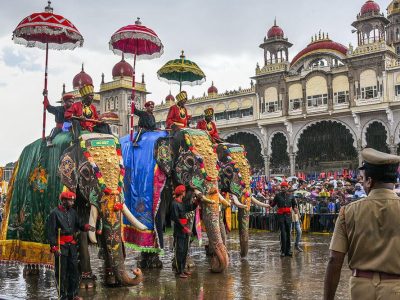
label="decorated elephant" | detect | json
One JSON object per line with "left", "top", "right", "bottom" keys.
{"left": 216, "top": 143, "right": 269, "bottom": 257}
{"left": 121, "top": 128, "right": 230, "bottom": 272}
{"left": 0, "top": 131, "right": 143, "bottom": 287}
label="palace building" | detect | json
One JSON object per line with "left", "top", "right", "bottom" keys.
{"left": 73, "top": 0, "right": 400, "bottom": 177}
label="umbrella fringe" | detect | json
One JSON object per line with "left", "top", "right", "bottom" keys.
{"left": 109, "top": 47, "right": 164, "bottom": 61}
{"left": 13, "top": 37, "right": 82, "bottom": 50}
{"left": 157, "top": 76, "right": 206, "bottom": 87}
{"left": 13, "top": 26, "right": 83, "bottom": 48}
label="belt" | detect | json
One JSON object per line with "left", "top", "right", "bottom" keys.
{"left": 352, "top": 269, "right": 400, "bottom": 280}
{"left": 277, "top": 207, "right": 291, "bottom": 215}
{"left": 60, "top": 235, "right": 76, "bottom": 245}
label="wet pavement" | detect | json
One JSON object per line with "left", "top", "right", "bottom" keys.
{"left": 0, "top": 231, "right": 351, "bottom": 299}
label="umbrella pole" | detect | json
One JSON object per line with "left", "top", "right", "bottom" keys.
{"left": 179, "top": 73, "right": 182, "bottom": 92}
{"left": 130, "top": 51, "right": 137, "bottom": 142}
{"left": 42, "top": 43, "right": 49, "bottom": 140}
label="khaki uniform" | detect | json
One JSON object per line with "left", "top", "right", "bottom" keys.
{"left": 330, "top": 188, "right": 400, "bottom": 299}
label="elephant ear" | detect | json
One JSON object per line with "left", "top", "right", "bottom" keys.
{"left": 154, "top": 137, "right": 173, "bottom": 176}
{"left": 175, "top": 150, "right": 206, "bottom": 194}
{"left": 59, "top": 145, "right": 78, "bottom": 193}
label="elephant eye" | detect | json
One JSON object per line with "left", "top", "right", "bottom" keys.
{"left": 223, "top": 166, "right": 233, "bottom": 177}
{"left": 184, "top": 156, "right": 195, "bottom": 168}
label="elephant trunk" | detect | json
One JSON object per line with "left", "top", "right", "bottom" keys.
{"left": 118, "top": 268, "right": 143, "bottom": 286}
{"left": 201, "top": 193, "right": 229, "bottom": 273}
{"left": 238, "top": 207, "right": 249, "bottom": 258}
{"left": 231, "top": 194, "right": 247, "bottom": 209}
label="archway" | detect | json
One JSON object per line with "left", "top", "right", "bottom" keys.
{"left": 365, "top": 121, "right": 390, "bottom": 153}
{"left": 296, "top": 121, "right": 358, "bottom": 172}
{"left": 269, "top": 132, "right": 290, "bottom": 174}
{"left": 226, "top": 132, "right": 263, "bottom": 172}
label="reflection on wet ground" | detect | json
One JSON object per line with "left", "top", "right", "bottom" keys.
{"left": 0, "top": 231, "right": 350, "bottom": 299}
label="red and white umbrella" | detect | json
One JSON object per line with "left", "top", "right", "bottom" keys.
{"left": 13, "top": 1, "right": 84, "bottom": 139}
{"left": 109, "top": 17, "right": 163, "bottom": 141}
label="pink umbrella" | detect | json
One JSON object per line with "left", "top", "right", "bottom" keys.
{"left": 13, "top": 1, "right": 84, "bottom": 140}
{"left": 109, "top": 17, "right": 163, "bottom": 141}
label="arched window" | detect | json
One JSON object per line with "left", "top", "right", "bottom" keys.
{"left": 115, "top": 96, "right": 119, "bottom": 110}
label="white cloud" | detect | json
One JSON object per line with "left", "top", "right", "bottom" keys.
{"left": 0, "top": 0, "right": 388, "bottom": 164}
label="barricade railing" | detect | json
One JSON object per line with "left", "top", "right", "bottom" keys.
{"left": 230, "top": 212, "right": 338, "bottom": 233}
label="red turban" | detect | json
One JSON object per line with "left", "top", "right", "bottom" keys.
{"left": 174, "top": 185, "right": 186, "bottom": 196}
{"left": 59, "top": 191, "right": 76, "bottom": 200}
{"left": 62, "top": 93, "right": 75, "bottom": 102}
{"left": 144, "top": 101, "right": 155, "bottom": 107}
{"left": 280, "top": 181, "right": 289, "bottom": 187}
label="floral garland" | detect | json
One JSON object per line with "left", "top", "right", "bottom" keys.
{"left": 184, "top": 133, "right": 217, "bottom": 181}
{"left": 222, "top": 145, "right": 250, "bottom": 198}
{"left": 80, "top": 137, "right": 125, "bottom": 200}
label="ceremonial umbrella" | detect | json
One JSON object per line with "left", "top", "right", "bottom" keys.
{"left": 157, "top": 50, "right": 206, "bottom": 92}
{"left": 109, "top": 17, "right": 163, "bottom": 141}
{"left": 12, "top": 1, "right": 84, "bottom": 140}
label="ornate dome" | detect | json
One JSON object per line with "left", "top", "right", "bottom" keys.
{"left": 208, "top": 81, "right": 218, "bottom": 94}
{"left": 267, "top": 25, "right": 284, "bottom": 39}
{"left": 112, "top": 56, "right": 133, "bottom": 78}
{"left": 72, "top": 64, "right": 93, "bottom": 89}
{"left": 165, "top": 92, "right": 175, "bottom": 102}
{"left": 361, "top": 0, "right": 380, "bottom": 15}
{"left": 291, "top": 36, "right": 348, "bottom": 66}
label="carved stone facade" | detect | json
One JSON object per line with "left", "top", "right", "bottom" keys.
{"left": 84, "top": 0, "right": 400, "bottom": 177}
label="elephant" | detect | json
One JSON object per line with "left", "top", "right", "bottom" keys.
{"left": 58, "top": 132, "right": 144, "bottom": 287}
{"left": 122, "top": 128, "right": 230, "bottom": 273}
{"left": 0, "top": 131, "right": 143, "bottom": 288}
{"left": 216, "top": 143, "right": 269, "bottom": 257}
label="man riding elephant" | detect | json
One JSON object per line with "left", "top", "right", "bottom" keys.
{"left": 196, "top": 107, "right": 221, "bottom": 143}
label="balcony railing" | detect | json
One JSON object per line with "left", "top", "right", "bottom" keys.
{"left": 306, "top": 105, "right": 328, "bottom": 113}
{"left": 260, "top": 110, "right": 283, "bottom": 118}
{"left": 355, "top": 96, "right": 383, "bottom": 106}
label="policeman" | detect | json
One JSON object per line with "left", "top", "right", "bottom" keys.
{"left": 47, "top": 191, "right": 94, "bottom": 300}
{"left": 170, "top": 185, "right": 198, "bottom": 278}
{"left": 270, "top": 181, "right": 297, "bottom": 257}
{"left": 324, "top": 148, "right": 400, "bottom": 300}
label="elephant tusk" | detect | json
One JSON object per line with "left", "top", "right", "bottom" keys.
{"left": 231, "top": 194, "right": 247, "bottom": 209}
{"left": 122, "top": 204, "right": 148, "bottom": 231}
{"left": 251, "top": 196, "right": 270, "bottom": 208}
{"left": 218, "top": 192, "right": 231, "bottom": 207}
{"left": 194, "top": 189, "right": 216, "bottom": 204}
{"left": 88, "top": 205, "right": 98, "bottom": 244}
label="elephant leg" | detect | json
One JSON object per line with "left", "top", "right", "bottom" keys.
{"left": 78, "top": 232, "right": 96, "bottom": 289}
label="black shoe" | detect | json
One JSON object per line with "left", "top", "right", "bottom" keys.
{"left": 286, "top": 252, "right": 293, "bottom": 257}
{"left": 295, "top": 245, "right": 303, "bottom": 252}
{"left": 280, "top": 252, "right": 285, "bottom": 257}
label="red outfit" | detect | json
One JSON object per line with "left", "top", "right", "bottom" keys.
{"left": 64, "top": 102, "right": 99, "bottom": 132}
{"left": 196, "top": 119, "right": 220, "bottom": 141}
{"left": 166, "top": 105, "right": 190, "bottom": 129}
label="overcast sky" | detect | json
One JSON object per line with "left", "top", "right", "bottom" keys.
{"left": 0, "top": 0, "right": 390, "bottom": 165}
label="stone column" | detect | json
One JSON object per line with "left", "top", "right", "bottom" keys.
{"left": 289, "top": 152, "right": 296, "bottom": 176}
{"left": 263, "top": 155, "right": 270, "bottom": 177}
{"left": 357, "top": 146, "right": 363, "bottom": 167}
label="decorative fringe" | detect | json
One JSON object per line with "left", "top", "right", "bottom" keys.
{"left": 124, "top": 242, "right": 163, "bottom": 255}
{"left": 0, "top": 260, "right": 54, "bottom": 270}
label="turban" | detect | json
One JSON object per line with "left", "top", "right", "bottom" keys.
{"left": 144, "top": 101, "right": 155, "bottom": 107}
{"left": 79, "top": 84, "right": 94, "bottom": 97}
{"left": 280, "top": 181, "right": 289, "bottom": 187}
{"left": 204, "top": 107, "right": 214, "bottom": 117}
{"left": 59, "top": 191, "right": 76, "bottom": 200}
{"left": 176, "top": 91, "right": 187, "bottom": 102}
{"left": 174, "top": 185, "right": 186, "bottom": 196}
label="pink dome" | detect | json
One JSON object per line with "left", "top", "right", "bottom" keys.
{"left": 361, "top": 0, "right": 380, "bottom": 15}
{"left": 72, "top": 65, "right": 93, "bottom": 89}
{"left": 208, "top": 81, "right": 218, "bottom": 94}
{"left": 267, "top": 25, "right": 284, "bottom": 39}
{"left": 112, "top": 58, "right": 133, "bottom": 78}
{"left": 165, "top": 93, "right": 175, "bottom": 101}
